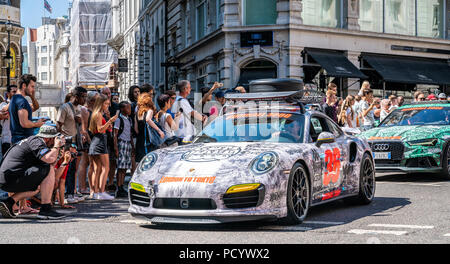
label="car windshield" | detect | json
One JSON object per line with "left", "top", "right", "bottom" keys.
{"left": 194, "top": 112, "right": 305, "bottom": 143}
{"left": 379, "top": 105, "right": 450, "bottom": 127}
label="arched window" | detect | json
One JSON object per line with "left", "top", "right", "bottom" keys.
{"left": 238, "top": 60, "right": 278, "bottom": 90}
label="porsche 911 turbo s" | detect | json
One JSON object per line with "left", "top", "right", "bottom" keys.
{"left": 128, "top": 79, "right": 375, "bottom": 225}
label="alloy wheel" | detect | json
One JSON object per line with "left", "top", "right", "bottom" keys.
{"left": 362, "top": 158, "right": 375, "bottom": 200}
{"left": 291, "top": 167, "right": 309, "bottom": 220}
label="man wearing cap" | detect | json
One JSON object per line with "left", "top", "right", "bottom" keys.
{"left": 0, "top": 125, "right": 67, "bottom": 220}
{"left": 438, "top": 93, "right": 447, "bottom": 101}
{"left": 427, "top": 94, "right": 438, "bottom": 101}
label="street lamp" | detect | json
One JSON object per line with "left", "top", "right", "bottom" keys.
{"left": 4, "top": 20, "right": 13, "bottom": 89}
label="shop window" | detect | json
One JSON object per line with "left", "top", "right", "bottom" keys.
{"left": 302, "top": 0, "right": 342, "bottom": 28}
{"left": 243, "top": 0, "right": 277, "bottom": 26}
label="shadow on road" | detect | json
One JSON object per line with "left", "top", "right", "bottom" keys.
{"left": 140, "top": 196, "right": 411, "bottom": 232}
{"left": 376, "top": 173, "right": 449, "bottom": 183}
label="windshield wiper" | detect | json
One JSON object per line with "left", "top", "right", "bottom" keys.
{"left": 194, "top": 134, "right": 218, "bottom": 143}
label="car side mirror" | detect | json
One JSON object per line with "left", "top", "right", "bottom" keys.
{"left": 316, "top": 132, "right": 336, "bottom": 147}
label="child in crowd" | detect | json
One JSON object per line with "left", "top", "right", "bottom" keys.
{"left": 113, "top": 101, "right": 134, "bottom": 198}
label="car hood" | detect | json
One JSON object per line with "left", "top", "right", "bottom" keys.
{"left": 154, "top": 142, "right": 291, "bottom": 176}
{"left": 360, "top": 125, "right": 448, "bottom": 142}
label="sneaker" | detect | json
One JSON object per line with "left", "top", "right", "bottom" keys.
{"left": 0, "top": 200, "right": 16, "bottom": 219}
{"left": 75, "top": 196, "right": 85, "bottom": 202}
{"left": 37, "top": 209, "right": 66, "bottom": 220}
{"left": 98, "top": 192, "right": 114, "bottom": 201}
{"left": 66, "top": 195, "right": 78, "bottom": 204}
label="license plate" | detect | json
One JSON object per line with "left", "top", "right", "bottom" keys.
{"left": 373, "top": 152, "right": 391, "bottom": 160}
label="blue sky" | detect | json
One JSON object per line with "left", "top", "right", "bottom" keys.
{"left": 21, "top": 0, "right": 71, "bottom": 44}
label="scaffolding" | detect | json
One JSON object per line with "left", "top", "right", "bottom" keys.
{"left": 70, "top": 0, "right": 117, "bottom": 88}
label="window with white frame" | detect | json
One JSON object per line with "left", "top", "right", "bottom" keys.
{"left": 41, "top": 57, "right": 48, "bottom": 66}
{"left": 41, "top": 72, "right": 48, "bottom": 81}
{"left": 359, "top": 0, "right": 445, "bottom": 38}
{"left": 243, "top": 0, "right": 277, "bottom": 26}
{"left": 301, "top": 0, "right": 343, "bottom": 28}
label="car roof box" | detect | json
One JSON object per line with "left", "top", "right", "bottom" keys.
{"left": 249, "top": 78, "right": 304, "bottom": 93}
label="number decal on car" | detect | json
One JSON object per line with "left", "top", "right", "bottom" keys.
{"left": 323, "top": 148, "right": 341, "bottom": 186}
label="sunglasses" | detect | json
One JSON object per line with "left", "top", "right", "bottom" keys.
{"left": 418, "top": 98, "right": 425, "bottom": 101}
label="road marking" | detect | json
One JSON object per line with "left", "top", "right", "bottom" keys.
{"left": 260, "top": 226, "right": 312, "bottom": 231}
{"left": 368, "top": 224, "right": 434, "bottom": 229}
{"left": 376, "top": 182, "right": 442, "bottom": 187}
{"left": 348, "top": 229, "right": 408, "bottom": 236}
{"left": 303, "top": 221, "right": 345, "bottom": 225}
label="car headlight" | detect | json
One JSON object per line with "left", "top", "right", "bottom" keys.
{"left": 407, "top": 138, "right": 438, "bottom": 147}
{"left": 138, "top": 153, "right": 158, "bottom": 172}
{"left": 250, "top": 152, "right": 279, "bottom": 175}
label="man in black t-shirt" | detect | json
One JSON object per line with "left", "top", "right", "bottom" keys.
{"left": 0, "top": 125, "right": 66, "bottom": 220}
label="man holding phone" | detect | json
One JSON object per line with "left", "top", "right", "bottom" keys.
{"left": 9, "top": 74, "right": 44, "bottom": 144}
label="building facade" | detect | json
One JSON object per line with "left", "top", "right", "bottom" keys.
{"left": 70, "top": 0, "right": 117, "bottom": 90}
{"left": 0, "top": 0, "right": 23, "bottom": 97}
{"left": 111, "top": 0, "right": 450, "bottom": 101}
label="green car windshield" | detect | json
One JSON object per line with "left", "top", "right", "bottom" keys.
{"left": 194, "top": 112, "right": 305, "bottom": 143}
{"left": 379, "top": 105, "right": 450, "bottom": 127}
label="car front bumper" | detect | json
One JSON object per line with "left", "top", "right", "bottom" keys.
{"left": 129, "top": 205, "right": 282, "bottom": 224}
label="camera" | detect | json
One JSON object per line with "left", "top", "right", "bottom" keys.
{"left": 64, "top": 136, "right": 73, "bottom": 151}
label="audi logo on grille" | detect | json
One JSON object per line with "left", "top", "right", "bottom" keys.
{"left": 373, "top": 144, "right": 390, "bottom": 151}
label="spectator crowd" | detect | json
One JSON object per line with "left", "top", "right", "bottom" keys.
{"left": 0, "top": 73, "right": 448, "bottom": 220}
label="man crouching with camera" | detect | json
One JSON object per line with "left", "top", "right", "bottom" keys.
{"left": 0, "top": 125, "right": 67, "bottom": 220}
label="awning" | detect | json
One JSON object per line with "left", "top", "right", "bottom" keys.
{"left": 303, "top": 49, "right": 368, "bottom": 79}
{"left": 361, "top": 54, "right": 450, "bottom": 85}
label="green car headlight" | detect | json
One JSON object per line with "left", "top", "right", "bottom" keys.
{"left": 138, "top": 153, "right": 158, "bottom": 172}
{"left": 407, "top": 138, "right": 438, "bottom": 147}
{"left": 250, "top": 152, "right": 279, "bottom": 175}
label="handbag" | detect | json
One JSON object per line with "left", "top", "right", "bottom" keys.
{"left": 143, "top": 111, "right": 165, "bottom": 154}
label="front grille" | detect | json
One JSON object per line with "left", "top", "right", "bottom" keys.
{"left": 406, "top": 157, "right": 438, "bottom": 168}
{"left": 223, "top": 186, "right": 265, "bottom": 209}
{"left": 153, "top": 198, "right": 217, "bottom": 210}
{"left": 370, "top": 141, "right": 405, "bottom": 165}
{"left": 130, "top": 189, "right": 151, "bottom": 207}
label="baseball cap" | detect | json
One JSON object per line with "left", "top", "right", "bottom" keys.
{"left": 215, "top": 91, "right": 225, "bottom": 98}
{"left": 427, "top": 94, "right": 437, "bottom": 100}
{"left": 36, "top": 124, "right": 61, "bottom": 138}
{"left": 438, "top": 93, "right": 446, "bottom": 99}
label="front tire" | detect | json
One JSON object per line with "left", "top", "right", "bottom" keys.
{"left": 345, "top": 153, "right": 376, "bottom": 205}
{"left": 439, "top": 144, "right": 450, "bottom": 180}
{"left": 281, "top": 163, "right": 310, "bottom": 225}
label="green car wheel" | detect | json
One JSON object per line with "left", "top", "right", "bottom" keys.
{"left": 440, "top": 144, "right": 450, "bottom": 180}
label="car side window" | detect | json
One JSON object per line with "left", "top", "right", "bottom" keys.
{"left": 326, "top": 119, "right": 343, "bottom": 138}
{"left": 310, "top": 117, "right": 329, "bottom": 142}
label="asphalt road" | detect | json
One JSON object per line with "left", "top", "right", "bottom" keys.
{"left": 0, "top": 173, "right": 449, "bottom": 244}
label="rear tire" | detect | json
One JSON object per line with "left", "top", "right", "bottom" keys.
{"left": 439, "top": 144, "right": 450, "bottom": 180}
{"left": 280, "top": 163, "right": 310, "bottom": 225}
{"left": 345, "top": 153, "right": 376, "bottom": 205}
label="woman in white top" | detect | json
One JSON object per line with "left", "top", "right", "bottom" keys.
{"left": 380, "top": 99, "right": 391, "bottom": 122}
{"left": 344, "top": 96, "right": 357, "bottom": 128}
{"left": 157, "top": 94, "right": 181, "bottom": 146}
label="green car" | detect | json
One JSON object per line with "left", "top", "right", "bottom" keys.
{"left": 359, "top": 101, "right": 450, "bottom": 179}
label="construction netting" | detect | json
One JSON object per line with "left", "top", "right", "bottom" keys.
{"left": 70, "top": 0, "right": 117, "bottom": 87}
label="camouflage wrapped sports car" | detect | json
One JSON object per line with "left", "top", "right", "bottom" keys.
{"left": 128, "top": 83, "right": 375, "bottom": 225}
{"left": 359, "top": 102, "right": 450, "bottom": 179}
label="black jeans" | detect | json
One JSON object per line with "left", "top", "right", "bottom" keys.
{"left": 65, "top": 157, "right": 77, "bottom": 195}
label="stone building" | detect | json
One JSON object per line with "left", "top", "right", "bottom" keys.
{"left": 0, "top": 0, "right": 23, "bottom": 97}
{"left": 111, "top": 0, "right": 450, "bottom": 100}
